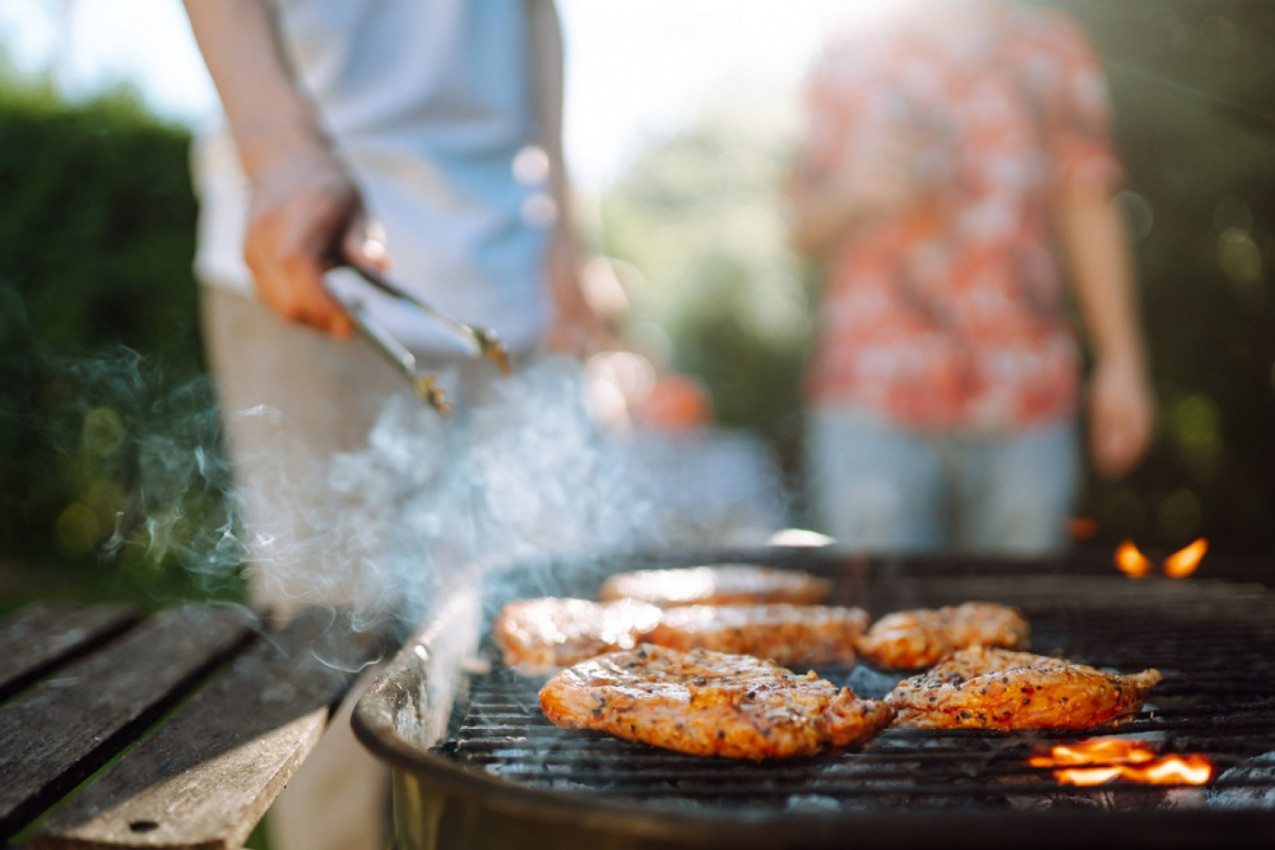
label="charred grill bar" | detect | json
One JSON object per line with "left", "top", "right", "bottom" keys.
{"left": 354, "top": 551, "right": 1275, "bottom": 850}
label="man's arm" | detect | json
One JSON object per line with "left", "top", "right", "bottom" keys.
{"left": 1057, "top": 182, "right": 1156, "bottom": 480}
{"left": 183, "top": 0, "right": 384, "bottom": 337}
{"left": 526, "top": 0, "right": 610, "bottom": 355}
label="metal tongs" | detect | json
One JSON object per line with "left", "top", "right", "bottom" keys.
{"left": 324, "top": 259, "right": 513, "bottom": 416}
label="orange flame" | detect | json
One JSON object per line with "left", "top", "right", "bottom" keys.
{"left": 1029, "top": 738, "right": 1155, "bottom": 766}
{"left": 1030, "top": 738, "right": 1213, "bottom": 787}
{"left": 1114, "top": 540, "right": 1152, "bottom": 578}
{"left": 1164, "top": 538, "right": 1208, "bottom": 579}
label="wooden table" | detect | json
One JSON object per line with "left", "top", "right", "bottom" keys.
{"left": 0, "top": 602, "right": 392, "bottom": 849}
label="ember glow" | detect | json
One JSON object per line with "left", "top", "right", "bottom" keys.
{"left": 1029, "top": 738, "right": 1214, "bottom": 787}
{"left": 1164, "top": 537, "right": 1208, "bottom": 578}
{"left": 1114, "top": 540, "right": 1152, "bottom": 578}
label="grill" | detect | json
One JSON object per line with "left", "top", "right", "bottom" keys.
{"left": 354, "top": 549, "right": 1275, "bottom": 849}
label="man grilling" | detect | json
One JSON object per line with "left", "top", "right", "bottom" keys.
{"left": 182, "top": 1, "right": 597, "bottom": 848}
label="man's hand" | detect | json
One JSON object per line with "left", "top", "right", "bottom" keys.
{"left": 183, "top": 0, "right": 387, "bottom": 339}
{"left": 1055, "top": 180, "right": 1155, "bottom": 481}
{"left": 1087, "top": 356, "right": 1155, "bottom": 480}
{"left": 244, "top": 149, "right": 389, "bottom": 338}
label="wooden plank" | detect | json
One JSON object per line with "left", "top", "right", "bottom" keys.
{"left": 0, "top": 605, "right": 256, "bottom": 841}
{"left": 33, "top": 610, "right": 392, "bottom": 850}
{"left": 0, "top": 604, "right": 141, "bottom": 702}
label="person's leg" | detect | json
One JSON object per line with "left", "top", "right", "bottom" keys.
{"left": 200, "top": 285, "right": 401, "bottom": 850}
{"left": 950, "top": 420, "right": 1080, "bottom": 556}
{"left": 806, "top": 407, "right": 947, "bottom": 552}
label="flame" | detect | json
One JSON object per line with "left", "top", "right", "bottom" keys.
{"left": 1029, "top": 738, "right": 1156, "bottom": 766}
{"left": 1164, "top": 538, "right": 1208, "bottom": 578}
{"left": 1054, "top": 766, "right": 1126, "bottom": 786}
{"left": 1055, "top": 755, "right": 1213, "bottom": 787}
{"left": 1114, "top": 540, "right": 1152, "bottom": 578}
{"left": 1030, "top": 738, "right": 1213, "bottom": 787}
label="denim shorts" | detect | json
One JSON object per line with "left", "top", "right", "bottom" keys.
{"left": 806, "top": 408, "right": 1080, "bottom": 555}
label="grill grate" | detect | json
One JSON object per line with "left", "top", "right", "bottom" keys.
{"left": 437, "top": 573, "right": 1275, "bottom": 814}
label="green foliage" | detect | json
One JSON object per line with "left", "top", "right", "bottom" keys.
{"left": 599, "top": 1, "right": 1275, "bottom": 556}
{"left": 0, "top": 81, "right": 242, "bottom": 606}
{"left": 601, "top": 104, "right": 815, "bottom": 494}
{"left": 0, "top": 85, "right": 198, "bottom": 356}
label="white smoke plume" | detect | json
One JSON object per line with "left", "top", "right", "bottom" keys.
{"left": 126, "top": 355, "right": 790, "bottom": 629}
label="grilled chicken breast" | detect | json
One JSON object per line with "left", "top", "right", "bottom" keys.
{"left": 643, "top": 604, "right": 870, "bottom": 667}
{"left": 887, "top": 646, "right": 1163, "bottom": 731}
{"left": 492, "top": 597, "right": 663, "bottom": 674}
{"left": 539, "top": 645, "right": 895, "bottom": 760}
{"left": 598, "top": 564, "right": 832, "bottom": 608}
{"left": 857, "top": 602, "right": 1030, "bottom": 670}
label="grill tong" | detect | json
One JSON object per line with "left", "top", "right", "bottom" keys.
{"left": 324, "top": 259, "right": 513, "bottom": 415}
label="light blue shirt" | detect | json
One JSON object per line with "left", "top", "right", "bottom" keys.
{"left": 193, "top": 0, "right": 553, "bottom": 355}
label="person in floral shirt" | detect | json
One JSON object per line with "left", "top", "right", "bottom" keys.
{"left": 788, "top": 0, "right": 1155, "bottom": 553}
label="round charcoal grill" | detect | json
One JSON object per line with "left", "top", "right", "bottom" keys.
{"left": 354, "top": 549, "right": 1275, "bottom": 850}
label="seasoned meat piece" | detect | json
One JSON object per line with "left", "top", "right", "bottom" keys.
{"left": 539, "top": 645, "right": 894, "bottom": 760}
{"left": 887, "top": 646, "right": 1162, "bottom": 730}
{"left": 598, "top": 564, "right": 831, "bottom": 608}
{"left": 644, "top": 604, "right": 869, "bottom": 667}
{"left": 858, "top": 602, "right": 1030, "bottom": 670}
{"left": 492, "top": 598, "right": 663, "bottom": 674}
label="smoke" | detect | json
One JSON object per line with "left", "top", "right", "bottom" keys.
{"left": 13, "top": 331, "right": 787, "bottom": 628}
{"left": 228, "top": 356, "right": 788, "bottom": 631}
{"left": 0, "top": 341, "right": 247, "bottom": 598}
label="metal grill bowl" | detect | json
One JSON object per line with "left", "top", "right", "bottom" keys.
{"left": 353, "top": 549, "right": 1275, "bottom": 850}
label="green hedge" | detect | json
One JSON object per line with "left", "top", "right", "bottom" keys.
{"left": 0, "top": 83, "right": 241, "bottom": 605}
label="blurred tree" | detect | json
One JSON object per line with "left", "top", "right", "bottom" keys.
{"left": 600, "top": 102, "right": 815, "bottom": 501}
